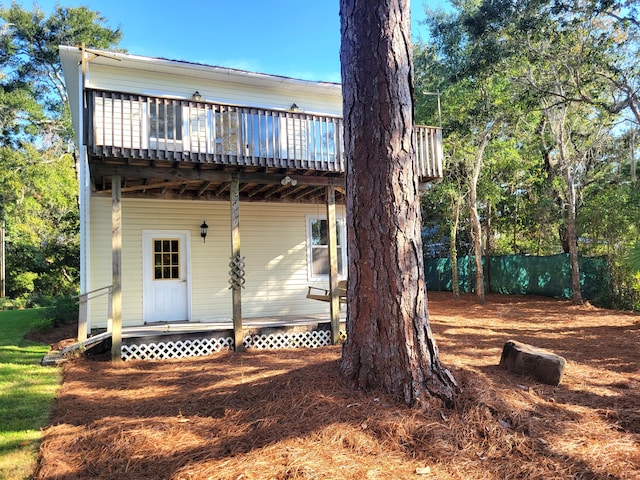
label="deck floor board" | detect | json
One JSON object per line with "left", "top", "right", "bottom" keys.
{"left": 121, "top": 313, "right": 347, "bottom": 338}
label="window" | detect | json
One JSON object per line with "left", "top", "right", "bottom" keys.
{"left": 281, "top": 116, "right": 309, "bottom": 160}
{"left": 214, "top": 107, "right": 241, "bottom": 155}
{"left": 153, "top": 239, "right": 180, "bottom": 280}
{"left": 149, "top": 101, "right": 182, "bottom": 141}
{"left": 306, "top": 215, "right": 347, "bottom": 280}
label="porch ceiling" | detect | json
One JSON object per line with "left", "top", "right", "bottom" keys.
{"left": 89, "top": 158, "right": 346, "bottom": 204}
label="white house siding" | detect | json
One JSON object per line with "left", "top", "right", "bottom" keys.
{"left": 88, "top": 197, "right": 343, "bottom": 329}
{"left": 93, "top": 95, "right": 146, "bottom": 149}
{"left": 86, "top": 63, "right": 342, "bottom": 117}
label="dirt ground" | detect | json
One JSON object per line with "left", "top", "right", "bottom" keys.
{"left": 33, "top": 292, "right": 639, "bottom": 480}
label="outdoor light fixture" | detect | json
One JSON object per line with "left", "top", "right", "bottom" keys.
{"left": 192, "top": 91, "right": 202, "bottom": 101}
{"left": 200, "top": 220, "right": 209, "bottom": 243}
{"left": 281, "top": 175, "right": 298, "bottom": 187}
{"left": 289, "top": 103, "right": 299, "bottom": 112}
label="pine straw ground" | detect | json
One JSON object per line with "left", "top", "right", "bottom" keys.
{"left": 35, "top": 292, "right": 639, "bottom": 480}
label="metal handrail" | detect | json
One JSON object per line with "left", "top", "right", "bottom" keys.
{"left": 75, "top": 285, "right": 113, "bottom": 341}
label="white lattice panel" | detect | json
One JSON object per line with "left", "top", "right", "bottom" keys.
{"left": 121, "top": 337, "right": 234, "bottom": 361}
{"left": 120, "top": 330, "right": 338, "bottom": 360}
{"left": 243, "top": 330, "right": 332, "bottom": 349}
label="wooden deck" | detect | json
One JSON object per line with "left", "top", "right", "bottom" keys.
{"left": 85, "top": 89, "right": 443, "bottom": 204}
{"left": 122, "top": 313, "right": 347, "bottom": 340}
{"left": 43, "top": 313, "right": 347, "bottom": 365}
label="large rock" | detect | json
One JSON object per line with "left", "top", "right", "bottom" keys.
{"left": 499, "top": 340, "right": 566, "bottom": 386}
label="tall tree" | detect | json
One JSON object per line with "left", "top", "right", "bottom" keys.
{"left": 339, "top": 0, "right": 456, "bottom": 406}
{"left": 0, "top": 4, "right": 121, "bottom": 303}
{"left": 514, "top": 6, "right": 615, "bottom": 304}
{"left": 415, "top": 0, "right": 638, "bottom": 308}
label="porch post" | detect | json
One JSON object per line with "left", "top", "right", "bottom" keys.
{"left": 326, "top": 185, "right": 341, "bottom": 344}
{"left": 230, "top": 173, "right": 244, "bottom": 352}
{"left": 77, "top": 294, "right": 88, "bottom": 342}
{"left": 111, "top": 175, "right": 122, "bottom": 362}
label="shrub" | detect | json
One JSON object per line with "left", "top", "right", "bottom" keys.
{"left": 593, "top": 260, "right": 640, "bottom": 312}
{"left": 31, "top": 316, "right": 53, "bottom": 332}
{"left": 40, "top": 295, "right": 78, "bottom": 328}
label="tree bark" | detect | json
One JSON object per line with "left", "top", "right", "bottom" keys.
{"left": 469, "top": 193, "right": 484, "bottom": 303}
{"left": 543, "top": 98, "right": 584, "bottom": 306}
{"left": 450, "top": 197, "right": 461, "bottom": 300}
{"left": 468, "top": 127, "right": 493, "bottom": 305}
{"left": 563, "top": 166, "right": 584, "bottom": 305}
{"left": 339, "top": 0, "right": 456, "bottom": 407}
{"left": 485, "top": 202, "right": 492, "bottom": 294}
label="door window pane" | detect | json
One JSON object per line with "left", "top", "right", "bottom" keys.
{"left": 153, "top": 238, "right": 180, "bottom": 280}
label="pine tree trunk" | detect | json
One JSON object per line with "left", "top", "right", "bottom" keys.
{"left": 339, "top": 0, "right": 456, "bottom": 407}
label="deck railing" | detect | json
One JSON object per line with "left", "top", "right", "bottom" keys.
{"left": 86, "top": 89, "right": 443, "bottom": 179}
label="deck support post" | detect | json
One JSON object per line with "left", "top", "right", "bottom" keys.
{"left": 111, "top": 175, "right": 122, "bottom": 362}
{"left": 326, "top": 185, "right": 341, "bottom": 344}
{"left": 230, "top": 172, "right": 244, "bottom": 352}
{"left": 77, "top": 294, "right": 88, "bottom": 342}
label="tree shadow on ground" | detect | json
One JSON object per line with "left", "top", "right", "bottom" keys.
{"left": 35, "top": 293, "right": 640, "bottom": 479}
{"left": 38, "top": 349, "right": 393, "bottom": 479}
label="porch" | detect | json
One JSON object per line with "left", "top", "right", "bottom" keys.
{"left": 85, "top": 89, "right": 443, "bottom": 204}
{"left": 121, "top": 313, "right": 347, "bottom": 360}
{"left": 47, "top": 313, "right": 347, "bottom": 364}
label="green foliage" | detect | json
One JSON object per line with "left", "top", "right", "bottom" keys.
{"left": 10, "top": 271, "right": 37, "bottom": 298}
{"left": 0, "top": 4, "right": 121, "bottom": 306}
{"left": 30, "top": 316, "right": 53, "bottom": 333}
{"left": 40, "top": 295, "right": 78, "bottom": 328}
{"left": 415, "top": 0, "right": 639, "bottom": 308}
{"left": 0, "top": 3, "right": 122, "bottom": 112}
{"left": 0, "top": 146, "right": 80, "bottom": 303}
{"left": 0, "top": 309, "right": 61, "bottom": 479}
{"left": 594, "top": 258, "right": 640, "bottom": 311}
{"left": 626, "top": 241, "right": 640, "bottom": 274}
{"left": 598, "top": 239, "right": 640, "bottom": 311}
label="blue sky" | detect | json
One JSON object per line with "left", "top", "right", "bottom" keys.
{"left": 19, "top": 0, "right": 442, "bottom": 82}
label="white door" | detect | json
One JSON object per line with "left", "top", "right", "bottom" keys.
{"left": 142, "top": 231, "right": 191, "bottom": 323}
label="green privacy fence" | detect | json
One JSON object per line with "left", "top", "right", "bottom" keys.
{"left": 424, "top": 254, "right": 608, "bottom": 299}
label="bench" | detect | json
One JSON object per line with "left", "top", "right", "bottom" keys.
{"left": 306, "top": 280, "right": 347, "bottom": 303}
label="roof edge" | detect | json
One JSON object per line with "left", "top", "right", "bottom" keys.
{"left": 58, "top": 45, "right": 341, "bottom": 92}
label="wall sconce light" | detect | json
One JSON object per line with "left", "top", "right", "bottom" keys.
{"left": 289, "top": 103, "right": 299, "bottom": 112}
{"left": 281, "top": 175, "right": 298, "bottom": 187}
{"left": 192, "top": 91, "right": 202, "bottom": 101}
{"left": 200, "top": 220, "right": 209, "bottom": 243}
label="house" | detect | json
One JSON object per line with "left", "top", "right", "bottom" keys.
{"left": 58, "top": 45, "right": 443, "bottom": 361}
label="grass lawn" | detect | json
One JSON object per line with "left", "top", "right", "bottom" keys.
{"left": 0, "top": 309, "right": 61, "bottom": 480}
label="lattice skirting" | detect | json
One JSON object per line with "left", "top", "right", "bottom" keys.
{"left": 121, "top": 337, "right": 234, "bottom": 361}
{"left": 244, "top": 330, "right": 331, "bottom": 350}
{"left": 120, "top": 329, "right": 344, "bottom": 361}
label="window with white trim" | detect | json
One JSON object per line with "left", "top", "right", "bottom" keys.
{"left": 306, "top": 215, "right": 347, "bottom": 280}
{"left": 149, "top": 101, "right": 182, "bottom": 141}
